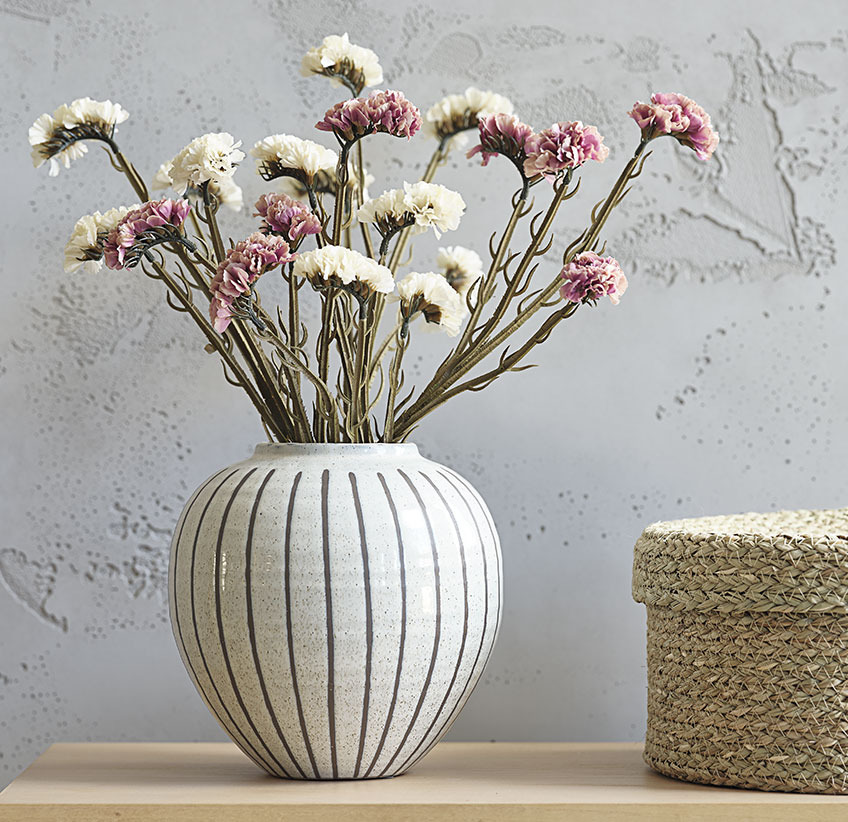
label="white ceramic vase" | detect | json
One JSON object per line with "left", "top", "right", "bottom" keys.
{"left": 168, "top": 443, "right": 502, "bottom": 779}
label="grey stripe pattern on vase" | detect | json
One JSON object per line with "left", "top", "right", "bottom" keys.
{"left": 169, "top": 444, "right": 501, "bottom": 779}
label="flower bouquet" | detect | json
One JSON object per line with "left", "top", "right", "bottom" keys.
{"left": 32, "top": 34, "right": 717, "bottom": 445}
{"left": 29, "top": 34, "right": 719, "bottom": 781}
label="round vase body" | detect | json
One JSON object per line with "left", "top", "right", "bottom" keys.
{"left": 169, "top": 443, "right": 502, "bottom": 779}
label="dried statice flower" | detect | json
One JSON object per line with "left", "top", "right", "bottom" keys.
{"left": 152, "top": 162, "right": 174, "bottom": 191}
{"left": 316, "top": 89, "right": 421, "bottom": 143}
{"left": 467, "top": 113, "right": 535, "bottom": 174}
{"left": 523, "top": 121, "right": 609, "bottom": 181}
{"left": 250, "top": 134, "right": 337, "bottom": 186}
{"left": 358, "top": 182, "right": 466, "bottom": 239}
{"left": 103, "top": 198, "right": 192, "bottom": 270}
{"left": 63, "top": 204, "right": 138, "bottom": 273}
{"left": 559, "top": 251, "right": 627, "bottom": 305}
{"left": 167, "top": 132, "right": 245, "bottom": 194}
{"left": 153, "top": 161, "right": 243, "bottom": 212}
{"left": 396, "top": 270, "right": 468, "bottom": 336}
{"left": 436, "top": 246, "right": 483, "bottom": 297}
{"left": 629, "top": 92, "right": 719, "bottom": 160}
{"left": 209, "top": 232, "right": 295, "bottom": 333}
{"left": 29, "top": 97, "right": 129, "bottom": 176}
{"left": 301, "top": 32, "right": 383, "bottom": 95}
{"left": 424, "top": 88, "right": 514, "bottom": 147}
{"left": 292, "top": 246, "right": 394, "bottom": 302}
{"left": 254, "top": 193, "right": 322, "bottom": 245}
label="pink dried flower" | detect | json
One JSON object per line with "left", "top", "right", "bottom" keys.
{"left": 560, "top": 251, "right": 627, "bottom": 305}
{"left": 209, "top": 232, "right": 295, "bottom": 332}
{"left": 523, "top": 121, "right": 609, "bottom": 180}
{"left": 316, "top": 89, "right": 421, "bottom": 142}
{"left": 467, "top": 113, "right": 535, "bottom": 170}
{"left": 103, "top": 198, "right": 191, "bottom": 269}
{"left": 254, "top": 193, "right": 322, "bottom": 245}
{"left": 628, "top": 92, "right": 719, "bottom": 160}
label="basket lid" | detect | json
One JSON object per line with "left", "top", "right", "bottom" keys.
{"left": 632, "top": 508, "right": 848, "bottom": 614}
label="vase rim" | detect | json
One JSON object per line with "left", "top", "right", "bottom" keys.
{"left": 253, "top": 442, "right": 420, "bottom": 458}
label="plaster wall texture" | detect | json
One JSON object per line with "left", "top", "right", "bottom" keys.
{"left": 1, "top": 0, "right": 846, "bottom": 788}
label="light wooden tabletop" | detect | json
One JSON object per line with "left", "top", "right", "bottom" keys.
{"left": 1, "top": 741, "right": 847, "bottom": 821}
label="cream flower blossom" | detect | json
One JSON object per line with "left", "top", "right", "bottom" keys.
{"left": 207, "top": 175, "right": 243, "bottom": 212}
{"left": 250, "top": 134, "right": 337, "bottom": 184}
{"left": 293, "top": 246, "right": 394, "bottom": 296}
{"left": 396, "top": 270, "right": 468, "bottom": 336}
{"left": 358, "top": 182, "right": 465, "bottom": 239}
{"left": 423, "top": 87, "right": 514, "bottom": 147}
{"left": 29, "top": 97, "right": 129, "bottom": 176}
{"left": 436, "top": 245, "right": 484, "bottom": 297}
{"left": 151, "top": 162, "right": 173, "bottom": 191}
{"left": 301, "top": 32, "right": 384, "bottom": 92}
{"left": 167, "top": 132, "right": 245, "bottom": 193}
{"left": 152, "top": 161, "right": 243, "bottom": 211}
{"left": 60, "top": 97, "right": 129, "bottom": 129}
{"left": 63, "top": 204, "right": 138, "bottom": 273}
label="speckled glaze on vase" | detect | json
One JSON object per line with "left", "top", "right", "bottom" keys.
{"left": 168, "top": 443, "right": 502, "bottom": 780}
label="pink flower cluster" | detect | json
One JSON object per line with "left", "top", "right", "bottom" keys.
{"left": 629, "top": 92, "right": 719, "bottom": 160}
{"left": 209, "top": 232, "right": 295, "bottom": 332}
{"left": 316, "top": 89, "right": 421, "bottom": 142}
{"left": 255, "top": 193, "right": 322, "bottom": 245}
{"left": 104, "top": 198, "right": 191, "bottom": 269}
{"left": 560, "top": 251, "right": 627, "bottom": 305}
{"left": 467, "top": 113, "right": 534, "bottom": 167}
{"left": 523, "top": 121, "right": 609, "bottom": 180}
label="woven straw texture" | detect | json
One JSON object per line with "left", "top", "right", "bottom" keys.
{"left": 633, "top": 508, "right": 848, "bottom": 794}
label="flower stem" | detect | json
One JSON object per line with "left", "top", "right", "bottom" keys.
{"left": 201, "top": 182, "right": 226, "bottom": 263}
{"left": 393, "top": 140, "right": 652, "bottom": 437}
{"left": 144, "top": 256, "right": 286, "bottom": 441}
{"left": 383, "top": 329, "right": 409, "bottom": 442}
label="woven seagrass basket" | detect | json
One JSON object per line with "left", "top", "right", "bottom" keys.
{"left": 632, "top": 508, "right": 848, "bottom": 794}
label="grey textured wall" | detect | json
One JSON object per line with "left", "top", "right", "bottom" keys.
{"left": 2, "top": 0, "right": 847, "bottom": 788}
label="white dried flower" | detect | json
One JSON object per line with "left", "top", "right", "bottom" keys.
{"left": 293, "top": 246, "right": 394, "bottom": 296}
{"left": 63, "top": 214, "right": 101, "bottom": 273}
{"left": 168, "top": 132, "right": 245, "bottom": 193}
{"left": 63, "top": 204, "right": 138, "bottom": 273}
{"left": 29, "top": 97, "right": 129, "bottom": 176}
{"left": 60, "top": 97, "right": 129, "bottom": 130}
{"left": 437, "top": 246, "right": 484, "bottom": 297}
{"left": 396, "top": 270, "right": 468, "bottom": 336}
{"left": 208, "top": 175, "right": 243, "bottom": 212}
{"left": 402, "top": 182, "right": 465, "bottom": 237}
{"left": 356, "top": 188, "right": 407, "bottom": 228}
{"left": 251, "top": 134, "right": 337, "bottom": 184}
{"left": 152, "top": 162, "right": 173, "bottom": 191}
{"left": 152, "top": 161, "right": 242, "bottom": 212}
{"left": 358, "top": 182, "right": 465, "bottom": 239}
{"left": 423, "top": 87, "right": 514, "bottom": 147}
{"left": 301, "top": 32, "right": 383, "bottom": 92}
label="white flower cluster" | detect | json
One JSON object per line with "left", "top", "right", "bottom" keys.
{"left": 437, "top": 245, "right": 484, "bottom": 297}
{"left": 29, "top": 97, "right": 130, "bottom": 175}
{"left": 250, "top": 134, "right": 337, "bottom": 182}
{"left": 166, "top": 132, "right": 244, "bottom": 193}
{"left": 301, "top": 32, "right": 384, "bottom": 89}
{"left": 358, "top": 182, "right": 466, "bottom": 238}
{"left": 293, "top": 246, "right": 395, "bottom": 295}
{"left": 152, "top": 162, "right": 243, "bottom": 212}
{"left": 423, "top": 87, "right": 514, "bottom": 146}
{"left": 63, "top": 204, "right": 138, "bottom": 273}
{"left": 397, "top": 271, "right": 468, "bottom": 336}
